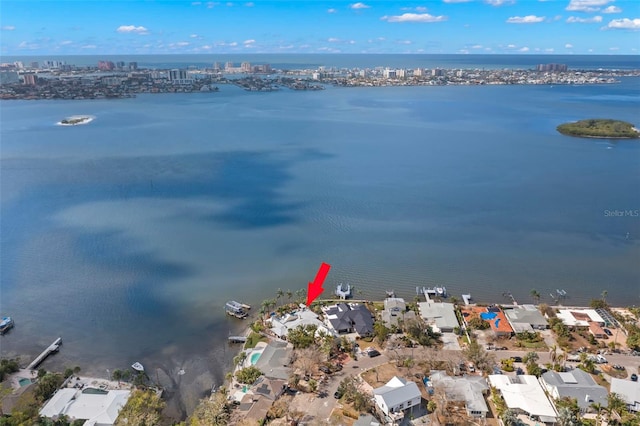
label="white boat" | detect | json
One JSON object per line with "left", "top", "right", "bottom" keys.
{"left": 0, "top": 317, "right": 14, "bottom": 335}
{"left": 435, "top": 287, "right": 447, "bottom": 297}
{"left": 131, "top": 362, "right": 144, "bottom": 372}
{"left": 335, "top": 283, "right": 351, "bottom": 299}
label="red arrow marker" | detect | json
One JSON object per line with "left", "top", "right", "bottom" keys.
{"left": 306, "top": 262, "right": 331, "bottom": 306}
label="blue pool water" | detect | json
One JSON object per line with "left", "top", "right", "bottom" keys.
{"left": 18, "top": 378, "right": 32, "bottom": 387}
{"left": 250, "top": 352, "right": 262, "bottom": 365}
{"left": 480, "top": 312, "right": 497, "bottom": 320}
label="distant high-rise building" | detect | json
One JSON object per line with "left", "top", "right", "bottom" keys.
{"left": 116, "top": 61, "right": 126, "bottom": 70}
{"left": 30, "top": 61, "right": 40, "bottom": 69}
{"left": 241, "top": 62, "right": 252, "bottom": 73}
{"left": 213, "top": 62, "right": 220, "bottom": 71}
{"left": 98, "top": 61, "right": 115, "bottom": 71}
{"left": 383, "top": 68, "right": 397, "bottom": 79}
{"left": 536, "top": 63, "right": 568, "bottom": 72}
{"left": 432, "top": 68, "right": 444, "bottom": 77}
{"left": 225, "top": 61, "right": 234, "bottom": 70}
{"left": 169, "top": 69, "right": 188, "bottom": 81}
{"left": 414, "top": 68, "right": 424, "bottom": 77}
{"left": 128, "top": 62, "right": 138, "bottom": 71}
{"left": 22, "top": 73, "right": 37, "bottom": 85}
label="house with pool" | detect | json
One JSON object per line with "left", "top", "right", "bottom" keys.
{"left": 268, "top": 306, "right": 334, "bottom": 340}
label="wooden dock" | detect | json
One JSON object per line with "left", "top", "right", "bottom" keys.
{"left": 228, "top": 336, "right": 247, "bottom": 343}
{"left": 462, "top": 294, "right": 472, "bottom": 306}
{"left": 27, "top": 337, "right": 62, "bottom": 370}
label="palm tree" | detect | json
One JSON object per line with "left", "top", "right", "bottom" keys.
{"left": 286, "top": 289, "right": 293, "bottom": 305}
{"left": 601, "top": 290, "right": 608, "bottom": 305}
{"left": 530, "top": 289, "right": 541, "bottom": 304}
{"left": 549, "top": 344, "right": 557, "bottom": 364}
{"left": 607, "top": 392, "right": 627, "bottom": 419}
{"left": 276, "top": 288, "right": 284, "bottom": 306}
{"left": 590, "top": 402, "right": 604, "bottom": 426}
{"left": 261, "top": 299, "right": 271, "bottom": 318}
{"left": 295, "top": 288, "right": 305, "bottom": 304}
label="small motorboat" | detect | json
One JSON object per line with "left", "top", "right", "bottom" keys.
{"left": 131, "top": 362, "right": 144, "bottom": 372}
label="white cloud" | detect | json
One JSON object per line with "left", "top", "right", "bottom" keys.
{"left": 191, "top": 1, "right": 201, "bottom": 5}
{"left": 327, "top": 8, "right": 337, "bottom": 13}
{"left": 567, "top": 15, "right": 603, "bottom": 22}
{"left": 328, "top": 37, "right": 340, "bottom": 42}
{"left": 459, "top": 49, "right": 470, "bottom": 54}
{"left": 243, "top": 39, "right": 255, "bottom": 44}
{"left": 81, "top": 44, "right": 97, "bottom": 49}
{"left": 519, "top": 46, "right": 530, "bottom": 52}
{"left": 381, "top": 13, "right": 448, "bottom": 22}
{"left": 566, "top": 0, "right": 612, "bottom": 12}
{"left": 244, "top": 2, "right": 254, "bottom": 6}
{"left": 172, "top": 41, "right": 190, "bottom": 47}
{"left": 507, "top": 44, "right": 516, "bottom": 48}
{"left": 190, "top": 34, "right": 199, "bottom": 38}
{"left": 471, "top": 44, "right": 483, "bottom": 49}
{"left": 565, "top": 43, "right": 573, "bottom": 48}
{"left": 350, "top": 2, "right": 370, "bottom": 9}
{"left": 545, "top": 48, "right": 555, "bottom": 52}
{"left": 602, "top": 5, "right": 621, "bottom": 13}
{"left": 606, "top": 18, "right": 640, "bottom": 30}
{"left": 486, "top": 0, "right": 515, "bottom": 5}
{"left": 506, "top": 15, "right": 545, "bottom": 23}
{"left": 60, "top": 40, "right": 73, "bottom": 45}
{"left": 1, "top": 25, "right": 16, "bottom": 31}
{"left": 396, "top": 40, "right": 412, "bottom": 44}
{"left": 416, "top": 6, "right": 428, "bottom": 12}
{"left": 226, "top": 2, "right": 234, "bottom": 6}
{"left": 228, "top": 41, "right": 238, "bottom": 46}
{"left": 609, "top": 46, "right": 619, "bottom": 50}
{"left": 116, "top": 25, "right": 149, "bottom": 34}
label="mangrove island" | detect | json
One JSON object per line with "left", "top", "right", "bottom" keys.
{"left": 557, "top": 119, "right": 640, "bottom": 139}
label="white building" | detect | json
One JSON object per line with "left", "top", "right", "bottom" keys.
{"left": 373, "top": 376, "right": 422, "bottom": 422}
{"left": 40, "top": 388, "right": 131, "bottom": 425}
{"left": 488, "top": 375, "right": 557, "bottom": 424}
{"left": 556, "top": 309, "right": 605, "bottom": 327}
{"left": 610, "top": 378, "right": 640, "bottom": 413}
{"left": 418, "top": 302, "right": 459, "bottom": 333}
{"left": 503, "top": 305, "right": 549, "bottom": 332}
{"left": 430, "top": 371, "right": 489, "bottom": 418}
{"left": 269, "top": 307, "right": 333, "bottom": 339}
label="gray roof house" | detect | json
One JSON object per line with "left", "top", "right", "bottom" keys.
{"left": 503, "top": 305, "right": 549, "bottom": 332}
{"left": 254, "top": 340, "right": 292, "bottom": 380}
{"left": 418, "top": 302, "right": 459, "bottom": 333}
{"left": 323, "top": 303, "right": 374, "bottom": 337}
{"left": 610, "top": 378, "right": 640, "bottom": 413}
{"left": 430, "top": 370, "right": 490, "bottom": 418}
{"left": 541, "top": 370, "right": 608, "bottom": 412}
{"left": 373, "top": 376, "right": 422, "bottom": 422}
{"left": 381, "top": 298, "right": 416, "bottom": 329}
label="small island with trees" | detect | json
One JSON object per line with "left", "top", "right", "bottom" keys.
{"left": 557, "top": 119, "right": 640, "bottom": 139}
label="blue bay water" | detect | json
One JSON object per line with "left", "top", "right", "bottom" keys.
{"left": 1, "top": 58, "right": 639, "bottom": 413}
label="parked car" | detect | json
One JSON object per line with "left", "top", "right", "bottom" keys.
{"left": 604, "top": 328, "right": 613, "bottom": 336}
{"left": 511, "top": 356, "right": 523, "bottom": 363}
{"left": 319, "top": 365, "right": 331, "bottom": 374}
{"left": 613, "top": 364, "right": 625, "bottom": 370}
{"left": 368, "top": 349, "right": 381, "bottom": 357}
{"left": 334, "top": 391, "right": 342, "bottom": 399}
{"left": 631, "top": 374, "right": 638, "bottom": 382}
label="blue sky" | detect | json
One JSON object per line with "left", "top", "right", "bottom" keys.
{"left": 1, "top": 0, "right": 639, "bottom": 55}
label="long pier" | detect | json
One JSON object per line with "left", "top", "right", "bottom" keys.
{"left": 27, "top": 337, "right": 62, "bottom": 370}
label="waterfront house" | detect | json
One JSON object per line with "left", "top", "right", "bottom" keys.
{"left": 269, "top": 307, "right": 333, "bottom": 340}
{"left": 556, "top": 309, "right": 605, "bottom": 328}
{"left": 322, "top": 303, "right": 374, "bottom": 337}
{"left": 488, "top": 375, "right": 557, "bottom": 424}
{"left": 39, "top": 388, "right": 131, "bottom": 425}
{"left": 373, "top": 376, "right": 422, "bottom": 423}
{"left": 502, "top": 305, "right": 549, "bottom": 332}
{"left": 381, "top": 298, "right": 416, "bottom": 329}
{"left": 540, "top": 369, "right": 608, "bottom": 413}
{"left": 429, "top": 370, "right": 489, "bottom": 419}
{"left": 417, "top": 302, "right": 459, "bottom": 333}
{"left": 461, "top": 306, "right": 514, "bottom": 338}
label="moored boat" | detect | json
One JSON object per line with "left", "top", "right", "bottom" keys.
{"left": 225, "top": 301, "right": 248, "bottom": 319}
{"left": 132, "top": 362, "right": 144, "bottom": 372}
{"left": 0, "top": 317, "right": 14, "bottom": 335}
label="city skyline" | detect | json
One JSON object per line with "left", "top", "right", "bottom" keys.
{"left": 1, "top": 0, "right": 639, "bottom": 56}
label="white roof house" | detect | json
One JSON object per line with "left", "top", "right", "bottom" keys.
{"left": 418, "top": 302, "right": 459, "bottom": 332}
{"left": 488, "top": 375, "right": 557, "bottom": 424}
{"left": 373, "top": 377, "right": 422, "bottom": 421}
{"left": 40, "top": 388, "right": 131, "bottom": 426}
{"left": 540, "top": 370, "right": 608, "bottom": 412}
{"left": 430, "top": 371, "right": 489, "bottom": 418}
{"left": 269, "top": 308, "right": 333, "bottom": 339}
{"left": 610, "top": 378, "right": 640, "bottom": 413}
{"left": 556, "top": 309, "right": 605, "bottom": 327}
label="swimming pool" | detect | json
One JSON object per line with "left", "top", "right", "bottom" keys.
{"left": 18, "top": 378, "right": 32, "bottom": 387}
{"left": 250, "top": 352, "right": 262, "bottom": 365}
{"left": 480, "top": 312, "right": 497, "bottom": 320}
